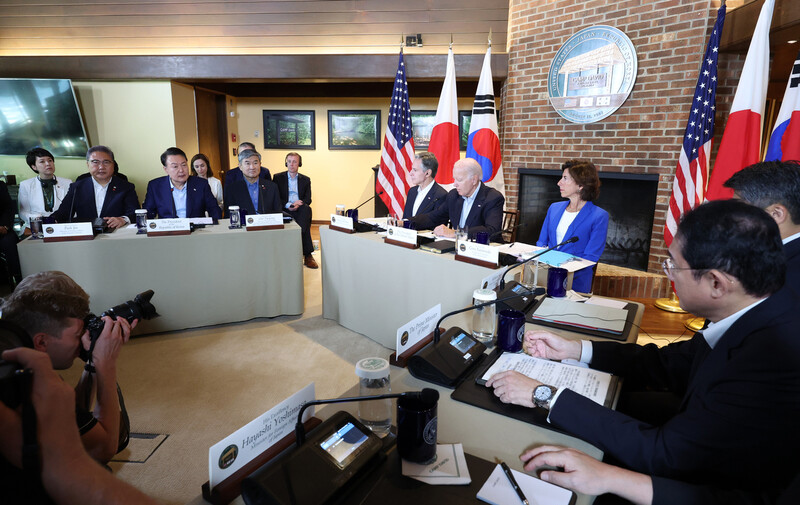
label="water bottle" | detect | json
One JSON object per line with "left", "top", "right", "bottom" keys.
{"left": 355, "top": 357, "right": 391, "bottom": 436}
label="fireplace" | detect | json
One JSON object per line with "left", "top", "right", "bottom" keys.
{"left": 517, "top": 169, "right": 659, "bottom": 271}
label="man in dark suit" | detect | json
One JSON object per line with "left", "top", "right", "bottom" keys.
{"left": 142, "top": 147, "right": 222, "bottom": 219}
{"left": 223, "top": 149, "right": 281, "bottom": 217}
{"left": 402, "top": 152, "right": 448, "bottom": 221}
{"left": 487, "top": 200, "right": 800, "bottom": 497}
{"left": 0, "top": 181, "right": 21, "bottom": 283}
{"left": 411, "top": 158, "right": 504, "bottom": 240}
{"left": 224, "top": 142, "right": 270, "bottom": 185}
{"left": 47, "top": 145, "right": 139, "bottom": 228}
{"left": 273, "top": 152, "right": 317, "bottom": 269}
{"left": 724, "top": 160, "right": 800, "bottom": 288}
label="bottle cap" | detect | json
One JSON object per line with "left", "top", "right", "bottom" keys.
{"left": 473, "top": 288, "right": 497, "bottom": 303}
{"left": 355, "top": 357, "right": 390, "bottom": 379}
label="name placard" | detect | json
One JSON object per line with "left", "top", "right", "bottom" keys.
{"left": 457, "top": 241, "right": 499, "bottom": 265}
{"left": 147, "top": 218, "right": 191, "bottom": 236}
{"left": 208, "top": 383, "right": 315, "bottom": 490}
{"left": 43, "top": 222, "right": 94, "bottom": 242}
{"left": 386, "top": 225, "right": 418, "bottom": 246}
{"left": 245, "top": 213, "right": 284, "bottom": 231}
{"left": 397, "top": 304, "right": 441, "bottom": 355}
{"left": 330, "top": 213, "right": 354, "bottom": 232}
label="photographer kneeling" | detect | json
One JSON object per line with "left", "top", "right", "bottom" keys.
{"left": 1, "top": 271, "right": 137, "bottom": 464}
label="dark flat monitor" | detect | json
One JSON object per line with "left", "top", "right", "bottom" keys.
{"left": 0, "top": 79, "right": 90, "bottom": 157}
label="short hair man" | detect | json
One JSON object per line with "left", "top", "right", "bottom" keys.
{"left": 47, "top": 146, "right": 140, "bottom": 229}
{"left": 411, "top": 158, "right": 504, "bottom": 240}
{"left": 487, "top": 200, "right": 800, "bottom": 495}
{"left": 142, "top": 147, "right": 222, "bottom": 219}
{"left": 0, "top": 271, "right": 136, "bottom": 464}
{"left": 724, "top": 160, "right": 800, "bottom": 287}
{"left": 402, "top": 152, "right": 448, "bottom": 221}
{"left": 273, "top": 152, "right": 317, "bottom": 268}
{"left": 225, "top": 142, "right": 271, "bottom": 184}
{"left": 19, "top": 147, "right": 73, "bottom": 230}
{"left": 223, "top": 149, "right": 281, "bottom": 217}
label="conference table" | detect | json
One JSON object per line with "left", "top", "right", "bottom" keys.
{"left": 321, "top": 226, "right": 506, "bottom": 348}
{"left": 18, "top": 220, "right": 304, "bottom": 335}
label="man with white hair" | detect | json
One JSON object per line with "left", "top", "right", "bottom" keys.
{"left": 410, "top": 158, "right": 505, "bottom": 240}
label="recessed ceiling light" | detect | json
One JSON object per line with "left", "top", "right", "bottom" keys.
{"left": 789, "top": 40, "right": 798, "bottom": 44}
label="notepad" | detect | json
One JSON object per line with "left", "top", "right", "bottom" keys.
{"left": 530, "top": 297, "right": 627, "bottom": 335}
{"left": 477, "top": 464, "right": 573, "bottom": 505}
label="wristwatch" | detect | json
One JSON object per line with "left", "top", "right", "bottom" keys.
{"left": 532, "top": 384, "right": 558, "bottom": 410}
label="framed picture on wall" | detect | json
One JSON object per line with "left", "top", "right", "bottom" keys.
{"left": 410, "top": 110, "right": 435, "bottom": 149}
{"left": 262, "top": 110, "right": 316, "bottom": 150}
{"left": 458, "top": 110, "right": 472, "bottom": 151}
{"left": 328, "top": 110, "right": 381, "bottom": 150}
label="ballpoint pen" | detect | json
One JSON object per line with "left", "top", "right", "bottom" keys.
{"left": 496, "top": 458, "right": 530, "bottom": 505}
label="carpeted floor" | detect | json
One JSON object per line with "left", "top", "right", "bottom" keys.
{"left": 60, "top": 249, "right": 390, "bottom": 504}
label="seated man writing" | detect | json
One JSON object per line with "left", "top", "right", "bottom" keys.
{"left": 142, "top": 147, "right": 222, "bottom": 219}
{"left": 410, "top": 158, "right": 504, "bottom": 240}
{"left": 487, "top": 200, "right": 800, "bottom": 496}
{"left": 223, "top": 149, "right": 281, "bottom": 217}
{"left": 47, "top": 145, "right": 139, "bottom": 229}
{"left": 402, "top": 152, "right": 448, "bottom": 220}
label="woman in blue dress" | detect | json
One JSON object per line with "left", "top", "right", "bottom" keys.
{"left": 537, "top": 160, "right": 609, "bottom": 293}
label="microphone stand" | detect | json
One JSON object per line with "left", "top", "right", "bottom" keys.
{"left": 294, "top": 389, "right": 437, "bottom": 446}
{"left": 498, "top": 236, "right": 578, "bottom": 290}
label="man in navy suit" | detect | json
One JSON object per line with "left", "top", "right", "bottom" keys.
{"left": 402, "top": 152, "right": 448, "bottom": 221}
{"left": 224, "top": 141, "right": 271, "bottom": 184}
{"left": 47, "top": 145, "right": 139, "bottom": 229}
{"left": 142, "top": 147, "right": 222, "bottom": 219}
{"left": 273, "top": 152, "right": 317, "bottom": 269}
{"left": 411, "top": 158, "right": 504, "bottom": 240}
{"left": 487, "top": 200, "right": 800, "bottom": 497}
{"left": 724, "top": 160, "right": 800, "bottom": 289}
{"left": 223, "top": 149, "right": 281, "bottom": 217}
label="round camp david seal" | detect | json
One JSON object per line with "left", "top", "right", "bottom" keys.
{"left": 548, "top": 25, "right": 637, "bottom": 124}
{"left": 423, "top": 416, "right": 437, "bottom": 445}
{"left": 218, "top": 444, "right": 238, "bottom": 469}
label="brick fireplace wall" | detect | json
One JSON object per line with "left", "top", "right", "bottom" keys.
{"left": 501, "top": 0, "right": 741, "bottom": 276}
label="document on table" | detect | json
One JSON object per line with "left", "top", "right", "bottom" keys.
{"left": 530, "top": 297, "right": 627, "bottom": 334}
{"left": 477, "top": 463, "right": 573, "bottom": 505}
{"left": 478, "top": 352, "right": 613, "bottom": 406}
{"left": 401, "top": 444, "right": 471, "bottom": 485}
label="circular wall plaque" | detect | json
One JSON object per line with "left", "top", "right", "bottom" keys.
{"left": 548, "top": 25, "right": 638, "bottom": 124}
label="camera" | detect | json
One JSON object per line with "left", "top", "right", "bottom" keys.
{"left": 80, "top": 290, "right": 159, "bottom": 362}
{"left": 0, "top": 321, "right": 35, "bottom": 408}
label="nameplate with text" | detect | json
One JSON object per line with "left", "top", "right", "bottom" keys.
{"left": 386, "top": 225, "right": 418, "bottom": 246}
{"left": 457, "top": 241, "right": 499, "bottom": 265}
{"left": 330, "top": 213, "right": 354, "bottom": 232}
{"left": 147, "top": 218, "right": 191, "bottom": 236}
{"left": 245, "top": 213, "right": 284, "bottom": 231}
{"left": 397, "top": 304, "right": 441, "bottom": 355}
{"left": 42, "top": 223, "right": 94, "bottom": 242}
{"left": 208, "top": 383, "right": 315, "bottom": 490}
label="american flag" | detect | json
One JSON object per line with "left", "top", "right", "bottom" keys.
{"left": 378, "top": 51, "right": 415, "bottom": 218}
{"left": 664, "top": 4, "right": 725, "bottom": 247}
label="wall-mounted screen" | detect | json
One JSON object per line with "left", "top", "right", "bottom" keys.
{"left": 0, "top": 79, "right": 90, "bottom": 157}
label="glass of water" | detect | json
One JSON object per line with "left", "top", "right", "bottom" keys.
{"left": 228, "top": 206, "right": 241, "bottom": 229}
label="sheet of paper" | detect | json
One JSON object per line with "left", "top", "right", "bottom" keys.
{"left": 480, "top": 352, "right": 612, "bottom": 406}
{"left": 401, "top": 444, "right": 471, "bottom": 485}
{"left": 477, "top": 464, "right": 573, "bottom": 505}
{"left": 494, "top": 241, "right": 538, "bottom": 257}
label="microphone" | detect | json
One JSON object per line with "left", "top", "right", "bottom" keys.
{"left": 352, "top": 190, "right": 385, "bottom": 213}
{"left": 432, "top": 289, "right": 539, "bottom": 344}
{"left": 294, "top": 388, "right": 439, "bottom": 446}
{"left": 498, "top": 236, "right": 578, "bottom": 290}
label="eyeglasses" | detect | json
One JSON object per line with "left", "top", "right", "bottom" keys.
{"left": 89, "top": 159, "right": 113, "bottom": 167}
{"left": 662, "top": 257, "right": 697, "bottom": 280}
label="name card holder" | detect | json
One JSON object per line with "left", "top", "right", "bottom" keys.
{"left": 383, "top": 225, "right": 418, "bottom": 249}
{"left": 454, "top": 240, "right": 500, "bottom": 269}
{"left": 245, "top": 214, "right": 284, "bottom": 231}
{"left": 147, "top": 218, "right": 192, "bottom": 237}
{"left": 200, "top": 417, "right": 322, "bottom": 505}
{"left": 329, "top": 213, "right": 355, "bottom": 234}
{"left": 43, "top": 223, "right": 94, "bottom": 242}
